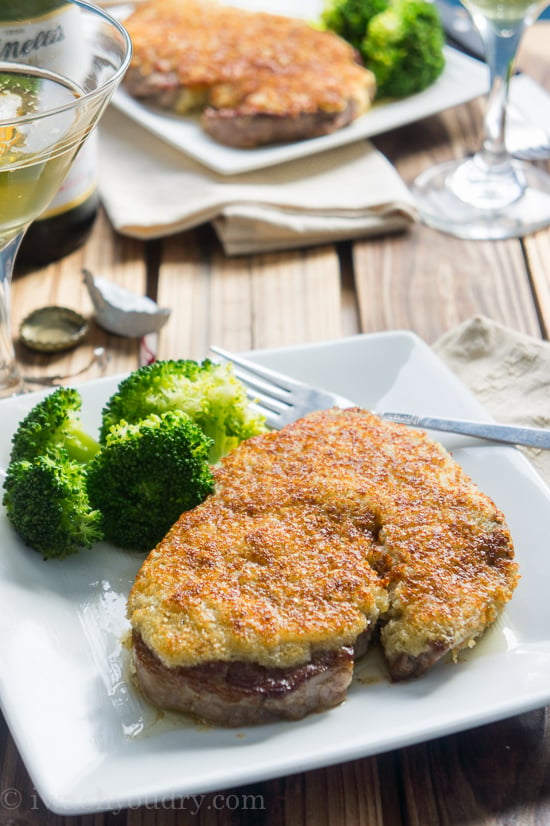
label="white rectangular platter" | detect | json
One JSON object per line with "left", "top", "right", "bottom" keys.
{"left": 1, "top": 331, "right": 549, "bottom": 815}
{"left": 110, "top": 0, "right": 489, "bottom": 175}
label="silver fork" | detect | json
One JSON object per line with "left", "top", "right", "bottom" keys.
{"left": 211, "top": 345, "right": 351, "bottom": 429}
{"left": 211, "top": 345, "right": 550, "bottom": 449}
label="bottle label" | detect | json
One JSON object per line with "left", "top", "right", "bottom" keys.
{"left": 0, "top": 4, "right": 98, "bottom": 226}
{"left": 0, "top": 5, "right": 85, "bottom": 74}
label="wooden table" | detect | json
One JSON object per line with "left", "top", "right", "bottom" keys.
{"left": 3, "top": 23, "right": 550, "bottom": 826}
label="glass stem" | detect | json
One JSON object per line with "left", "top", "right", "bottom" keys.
{"left": 474, "top": 16, "right": 525, "bottom": 167}
{"left": 0, "top": 232, "right": 25, "bottom": 397}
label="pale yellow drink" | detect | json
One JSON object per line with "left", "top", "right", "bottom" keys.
{"left": 462, "top": 0, "right": 546, "bottom": 23}
{"left": 0, "top": 64, "right": 82, "bottom": 246}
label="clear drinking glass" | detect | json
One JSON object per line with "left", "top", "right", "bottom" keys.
{"left": 0, "top": 1, "right": 131, "bottom": 398}
{"left": 411, "top": 0, "right": 550, "bottom": 240}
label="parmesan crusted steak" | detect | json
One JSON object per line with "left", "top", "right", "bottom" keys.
{"left": 127, "top": 408, "right": 519, "bottom": 726}
{"left": 122, "top": 0, "right": 376, "bottom": 147}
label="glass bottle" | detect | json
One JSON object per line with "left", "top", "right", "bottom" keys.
{"left": 1, "top": 0, "right": 99, "bottom": 268}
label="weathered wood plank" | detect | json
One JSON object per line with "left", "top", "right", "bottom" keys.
{"left": 12, "top": 210, "right": 144, "bottom": 383}
{"left": 524, "top": 230, "right": 550, "bottom": 339}
{"left": 518, "top": 23, "right": 550, "bottom": 341}
{"left": 156, "top": 228, "right": 343, "bottom": 359}
{"left": 352, "top": 224, "right": 541, "bottom": 343}
{"left": 400, "top": 709, "right": 550, "bottom": 826}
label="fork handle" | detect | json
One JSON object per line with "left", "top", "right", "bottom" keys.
{"left": 381, "top": 412, "right": 550, "bottom": 449}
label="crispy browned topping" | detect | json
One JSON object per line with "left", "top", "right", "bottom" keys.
{"left": 127, "top": 408, "right": 518, "bottom": 672}
{"left": 124, "top": 0, "right": 375, "bottom": 116}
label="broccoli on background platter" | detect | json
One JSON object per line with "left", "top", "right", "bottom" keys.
{"left": 320, "top": 0, "right": 389, "bottom": 50}
{"left": 321, "top": 0, "right": 446, "bottom": 99}
{"left": 2, "top": 360, "right": 267, "bottom": 560}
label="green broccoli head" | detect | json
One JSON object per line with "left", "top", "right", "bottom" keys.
{"left": 87, "top": 410, "right": 215, "bottom": 552}
{"left": 361, "top": 0, "right": 445, "bottom": 99}
{"left": 321, "top": 0, "right": 389, "bottom": 49}
{"left": 2, "top": 450, "right": 104, "bottom": 559}
{"left": 100, "top": 358, "right": 266, "bottom": 464}
{"left": 321, "top": 0, "right": 445, "bottom": 99}
{"left": 10, "top": 386, "right": 100, "bottom": 464}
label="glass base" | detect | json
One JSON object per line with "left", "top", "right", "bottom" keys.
{"left": 411, "top": 156, "right": 550, "bottom": 240}
{"left": 0, "top": 364, "right": 24, "bottom": 399}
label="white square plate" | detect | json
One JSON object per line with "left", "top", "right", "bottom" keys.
{"left": 1, "top": 331, "right": 550, "bottom": 815}
{"left": 111, "top": 0, "right": 489, "bottom": 175}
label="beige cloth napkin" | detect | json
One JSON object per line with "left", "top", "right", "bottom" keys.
{"left": 98, "top": 107, "right": 418, "bottom": 255}
{"left": 434, "top": 315, "right": 550, "bottom": 486}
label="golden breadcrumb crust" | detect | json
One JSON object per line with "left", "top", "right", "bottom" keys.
{"left": 123, "top": 0, "right": 375, "bottom": 117}
{"left": 127, "top": 408, "right": 518, "bottom": 671}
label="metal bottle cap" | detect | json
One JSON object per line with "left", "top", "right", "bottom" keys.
{"left": 19, "top": 306, "right": 89, "bottom": 352}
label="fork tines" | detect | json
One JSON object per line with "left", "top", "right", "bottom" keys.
{"left": 210, "top": 345, "right": 352, "bottom": 429}
{"left": 210, "top": 345, "right": 298, "bottom": 428}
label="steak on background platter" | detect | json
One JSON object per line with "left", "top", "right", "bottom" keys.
{"left": 123, "top": 0, "right": 376, "bottom": 147}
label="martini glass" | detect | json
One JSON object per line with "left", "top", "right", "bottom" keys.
{"left": 411, "top": 0, "right": 550, "bottom": 240}
{"left": 0, "top": 1, "right": 131, "bottom": 398}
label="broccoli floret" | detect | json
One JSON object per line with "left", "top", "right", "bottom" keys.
{"left": 321, "top": 0, "right": 445, "bottom": 99}
{"left": 10, "top": 386, "right": 100, "bottom": 464}
{"left": 100, "top": 358, "right": 266, "bottom": 464}
{"left": 87, "top": 410, "right": 215, "bottom": 551}
{"left": 2, "top": 387, "right": 103, "bottom": 558}
{"left": 321, "top": 0, "right": 388, "bottom": 50}
{"left": 2, "top": 451, "right": 104, "bottom": 559}
{"left": 362, "top": 0, "right": 445, "bottom": 98}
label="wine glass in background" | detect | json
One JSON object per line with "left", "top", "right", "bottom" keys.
{"left": 411, "top": 0, "right": 550, "bottom": 239}
{"left": 0, "top": 0, "right": 131, "bottom": 398}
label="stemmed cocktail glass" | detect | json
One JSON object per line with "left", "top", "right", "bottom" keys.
{"left": 0, "top": 1, "right": 131, "bottom": 398}
{"left": 411, "top": 0, "right": 550, "bottom": 239}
